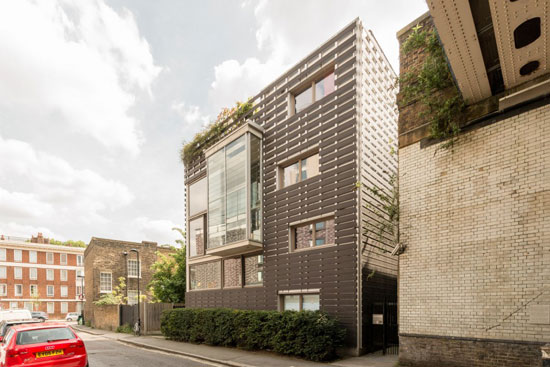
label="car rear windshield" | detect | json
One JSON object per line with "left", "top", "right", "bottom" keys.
{"left": 16, "top": 328, "right": 75, "bottom": 345}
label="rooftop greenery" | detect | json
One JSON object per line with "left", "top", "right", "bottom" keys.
{"left": 180, "top": 100, "right": 253, "bottom": 166}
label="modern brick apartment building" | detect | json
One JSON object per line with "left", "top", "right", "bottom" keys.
{"left": 397, "top": 3, "right": 549, "bottom": 366}
{"left": 83, "top": 237, "right": 173, "bottom": 322}
{"left": 0, "top": 234, "right": 85, "bottom": 319}
{"left": 184, "top": 19, "right": 398, "bottom": 355}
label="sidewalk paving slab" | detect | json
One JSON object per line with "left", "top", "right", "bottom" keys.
{"left": 73, "top": 325, "right": 397, "bottom": 367}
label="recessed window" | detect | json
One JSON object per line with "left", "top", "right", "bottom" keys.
{"left": 281, "top": 152, "right": 320, "bottom": 188}
{"left": 0, "top": 249, "right": 5, "bottom": 261}
{"left": 10, "top": 302, "right": 18, "bottom": 309}
{"left": 128, "top": 259, "right": 141, "bottom": 278}
{"left": 128, "top": 290, "right": 139, "bottom": 305}
{"left": 60, "top": 253, "right": 67, "bottom": 265}
{"left": 61, "top": 302, "right": 68, "bottom": 314}
{"left": 14, "top": 267, "right": 22, "bottom": 279}
{"left": 13, "top": 249, "right": 22, "bottom": 262}
{"left": 514, "top": 17, "right": 541, "bottom": 49}
{"left": 47, "top": 285, "right": 54, "bottom": 297}
{"left": 14, "top": 284, "right": 22, "bottom": 296}
{"left": 291, "top": 218, "right": 335, "bottom": 250}
{"left": 189, "top": 216, "right": 205, "bottom": 257}
{"left": 244, "top": 254, "right": 263, "bottom": 286}
{"left": 519, "top": 60, "right": 540, "bottom": 76}
{"left": 29, "top": 251, "right": 37, "bottom": 263}
{"left": 100, "top": 272, "right": 112, "bottom": 293}
{"left": 46, "top": 269, "right": 54, "bottom": 281}
{"left": 0, "top": 266, "right": 6, "bottom": 279}
{"left": 77, "top": 255, "right": 83, "bottom": 266}
{"left": 293, "top": 72, "right": 335, "bottom": 114}
{"left": 46, "top": 252, "right": 54, "bottom": 264}
{"left": 30, "top": 268, "right": 37, "bottom": 280}
{"left": 223, "top": 257, "right": 242, "bottom": 288}
{"left": 0, "top": 284, "right": 6, "bottom": 296}
{"left": 189, "top": 261, "right": 221, "bottom": 290}
{"left": 47, "top": 302, "right": 54, "bottom": 314}
{"left": 282, "top": 294, "right": 320, "bottom": 311}
{"left": 30, "top": 285, "right": 38, "bottom": 296}
{"left": 61, "top": 269, "right": 68, "bottom": 281}
{"left": 60, "top": 286, "right": 68, "bottom": 297}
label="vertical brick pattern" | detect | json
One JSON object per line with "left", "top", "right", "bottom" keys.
{"left": 399, "top": 104, "right": 550, "bottom": 365}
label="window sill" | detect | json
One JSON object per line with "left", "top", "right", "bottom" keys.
{"left": 244, "top": 284, "right": 263, "bottom": 288}
{"left": 188, "top": 287, "right": 222, "bottom": 292}
{"left": 291, "top": 243, "right": 336, "bottom": 253}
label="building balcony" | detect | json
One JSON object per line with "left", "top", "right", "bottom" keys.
{"left": 205, "top": 239, "right": 262, "bottom": 257}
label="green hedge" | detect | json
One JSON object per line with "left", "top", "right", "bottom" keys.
{"left": 161, "top": 308, "right": 346, "bottom": 361}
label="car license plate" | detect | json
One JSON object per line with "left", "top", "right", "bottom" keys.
{"left": 36, "top": 349, "right": 63, "bottom": 358}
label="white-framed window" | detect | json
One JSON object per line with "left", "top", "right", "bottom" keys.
{"left": 30, "top": 268, "right": 37, "bottom": 280}
{"left": 100, "top": 272, "right": 112, "bottom": 293}
{"left": 127, "top": 290, "right": 139, "bottom": 305}
{"left": 282, "top": 293, "right": 320, "bottom": 311}
{"left": 46, "top": 252, "right": 54, "bottom": 264}
{"left": 14, "top": 284, "right": 22, "bottom": 296}
{"left": 76, "top": 269, "right": 84, "bottom": 278}
{"left": 127, "top": 260, "right": 141, "bottom": 278}
{"left": 61, "top": 302, "right": 68, "bottom": 313}
{"left": 76, "top": 285, "right": 83, "bottom": 297}
{"left": 60, "top": 253, "right": 67, "bottom": 265}
{"left": 0, "top": 266, "right": 5, "bottom": 279}
{"left": 30, "top": 284, "right": 38, "bottom": 296}
{"left": 0, "top": 284, "right": 6, "bottom": 296}
{"left": 29, "top": 251, "right": 37, "bottom": 263}
{"left": 60, "top": 286, "right": 68, "bottom": 297}
{"left": 60, "top": 269, "right": 67, "bottom": 281}
{"left": 0, "top": 248, "right": 6, "bottom": 261}
{"left": 47, "top": 302, "right": 54, "bottom": 314}
{"left": 10, "top": 301, "right": 18, "bottom": 309}
{"left": 47, "top": 285, "right": 54, "bottom": 297}
{"left": 46, "top": 269, "right": 54, "bottom": 281}
{"left": 14, "top": 267, "right": 22, "bottom": 279}
{"left": 77, "top": 255, "right": 83, "bottom": 266}
{"left": 24, "top": 302, "right": 33, "bottom": 311}
{"left": 13, "top": 249, "right": 22, "bottom": 262}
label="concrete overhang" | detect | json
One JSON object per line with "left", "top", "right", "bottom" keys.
{"left": 205, "top": 240, "right": 262, "bottom": 257}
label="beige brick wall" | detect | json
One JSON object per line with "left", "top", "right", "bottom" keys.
{"left": 399, "top": 104, "right": 550, "bottom": 342}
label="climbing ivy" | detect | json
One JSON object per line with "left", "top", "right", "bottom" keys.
{"left": 399, "top": 25, "right": 465, "bottom": 148}
{"left": 180, "top": 100, "right": 253, "bottom": 166}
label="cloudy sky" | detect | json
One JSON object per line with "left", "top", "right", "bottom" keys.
{"left": 0, "top": 0, "right": 427, "bottom": 245}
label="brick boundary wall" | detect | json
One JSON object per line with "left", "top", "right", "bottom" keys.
{"left": 399, "top": 334, "right": 545, "bottom": 367}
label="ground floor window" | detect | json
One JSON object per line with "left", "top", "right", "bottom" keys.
{"left": 127, "top": 290, "right": 139, "bottom": 305}
{"left": 61, "top": 302, "right": 68, "bottom": 313}
{"left": 189, "top": 261, "right": 221, "bottom": 290}
{"left": 282, "top": 293, "right": 320, "bottom": 311}
{"left": 244, "top": 254, "right": 263, "bottom": 285}
{"left": 9, "top": 301, "right": 18, "bottom": 309}
{"left": 223, "top": 258, "right": 242, "bottom": 288}
{"left": 24, "top": 302, "right": 33, "bottom": 311}
{"left": 47, "top": 302, "right": 54, "bottom": 314}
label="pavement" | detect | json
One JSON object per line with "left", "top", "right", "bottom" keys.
{"left": 72, "top": 325, "right": 398, "bottom": 367}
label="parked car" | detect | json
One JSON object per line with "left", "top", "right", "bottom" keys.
{"left": 65, "top": 313, "right": 80, "bottom": 322}
{"left": 0, "top": 310, "right": 32, "bottom": 323}
{"left": 0, "top": 320, "right": 37, "bottom": 342}
{"left": 0, "top": 323, "right": 88, "bottom": 367}
{"left": 30, "top": 312, "right": 48, "bottom": 323}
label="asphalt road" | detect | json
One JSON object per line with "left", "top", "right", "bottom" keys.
{"left": 78, "top": 331, "right": 215, "bottom": 367}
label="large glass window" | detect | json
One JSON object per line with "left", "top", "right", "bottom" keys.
{"left": 250, "top": 135, "right": 262, "bottom": 242}
{"left": 189, "top": 217, "right": 205, "bottom": 257}
{"left": 189, "top": 177, "right": 207, "bottom": 216}
{"left": 282, "top": 153, "right": 319, "bottom": 188}
{"left": 292, "top": 218, "right": 335, "bottom": 250}
{"left": 294, "top": 87, "right": 313, "bottom": 114}
{"left": 189, "top": 262, "right": 221, "bottom": 290}
{"left": 315, "top": 73, "right": 335, "bottom": 102}
{"left": 223, "top": 258, "right": 242, "bottom": 288}
{"left": 208, "top": 149, "right": 226, "bottom": 248}
{"left": 244, "top": 254, "right": 263, "bottom": 285}
{"left": 225, "top": 136, "right": 247, "bottom": 244}
{"left": 293, "top": 71, "right": 335, "bottom": 114}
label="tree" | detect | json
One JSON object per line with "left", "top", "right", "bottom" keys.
{"left": 148, "top": 228, "right": 186, "bottom": 303}
{"left": 94, "top": 277, "right": 127, "bottom": 305}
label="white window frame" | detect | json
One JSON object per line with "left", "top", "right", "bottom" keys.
{"left": 24, "top": 302, "right": 33, "bottom": 312}
{"left": 47, "top": 302, "right": 54, "bottom": 314}
{"left": 60, "top": 286, "right": 68, "bottom": 297}
{"left": 30, "top": 284, "right": 38, "bottom": 296}
{"left": 127, "top": 290, "right": 139, "bottom": 305}
{"left": 100, "top": 272, "right": 112, "bottom": 293}
{"left": 77, "top": 255, "right": 83, "bottom": 266}
{"left": 60, "top": 269, "right": 68, "bottom": 282}
{"left": 46, "top": 252, "right": 54, "bottom": 264}
{"left": 61, "top": 302, "right": 68, "bottom": 314}
{"left": 0, "top": 248, "right": 6, "bottom": 261}
{"left": 29, "top": 251, "right": 37, "bottom": 263}
{"left": 60, "top": 253, "right": 67, "bottom": 265}
{"left": 10, "top": 302, "right": 18, "bottom": 309}
{"left": 47, "top": 285, "right": 54, "bottom": 297}
{"left": 14, "top": 267, "right": 22, "bottom": 280}
{"left": 0, "top": 266, "right": 5, "bottom": 279}
{"left": 14, "top": 284, "right": 22, "bottom": 296}
{"left": 0, "top": 284, "right": 6, "bottom": 296}
{"left": 30, "top": 268, "right": 38, "bottom": 280}
{"left": 13, "top": 249, "right": 22, "bottom": 262}
{"left": 127, "top": 259, "right": 141, "bottom": 278}
{"left": 46, "top": 269, "right": 54, "bottom": 281}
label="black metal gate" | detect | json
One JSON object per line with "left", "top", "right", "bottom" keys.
{"left": 120, "top": 304, "right": 138, "bottom": 327}
{"left": 365, "top": 296, "right": 399, "bottom": 355}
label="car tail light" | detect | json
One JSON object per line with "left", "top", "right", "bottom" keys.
{"left": 7, "top": 348, "right": 28, "bottom": 357}
{"left": 69, "top": 340, "right": 85, "bottom": 348}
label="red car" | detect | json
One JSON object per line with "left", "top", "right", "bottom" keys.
{"left": 0, "top": 323, "right": 87, "bottom": 367}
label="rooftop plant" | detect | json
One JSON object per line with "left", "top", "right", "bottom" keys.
{"left": 399, "top": 24, "right": 466, "bottom": 149}
{"left": 180, "top": 100, "right": 253, "bottom": 166}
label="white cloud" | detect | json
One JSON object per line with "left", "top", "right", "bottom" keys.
{"left": 0, "top": 222, "right": 59, "bottom": 241}
{"left": 172, "top": 102, "right": 210, "bottom": 130}
{"left": 130, "top": 217, "right": 182, "bottom": 246}
{"left": 0, "top": 0, "right": 161, "bottom": 155}
{"left": 0, "top": 134, "right": 134, "bottom": 234}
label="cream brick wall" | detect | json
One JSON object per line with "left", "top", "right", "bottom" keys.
{"left": 399, "top": 104, "right": 550, "bottom": 342}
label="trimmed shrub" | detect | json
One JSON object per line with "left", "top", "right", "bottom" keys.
{"left": 161, "top": 308, "right": 346, "bottom": 361}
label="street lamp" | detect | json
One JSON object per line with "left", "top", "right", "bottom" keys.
{"left": 122, "top": 251, "right": 128, "bottom": 301}
{"left": 77, "top": 274, "right": 84, "bottom": 324}
{"left": 129, "top": 248, "right": 140, "bottom": 336}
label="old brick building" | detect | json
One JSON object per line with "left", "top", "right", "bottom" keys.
{"left": 0, "top": 234, "right": 85, "bottom": 319}
{"left": 184, "top": 19, "right": 399, "bottom": 355}
{"left": 397, "top": 3, "right": 549, "bottom": 367}
{"left": 83, "top": 237, "right": 173, "bottom": 323}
